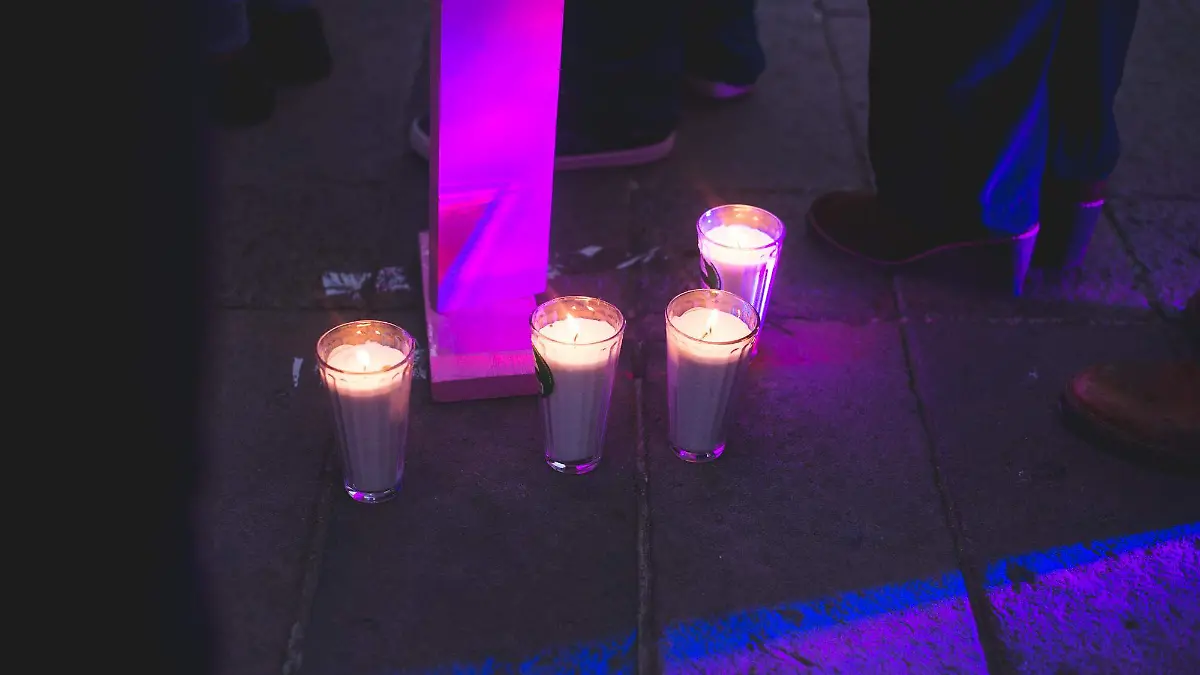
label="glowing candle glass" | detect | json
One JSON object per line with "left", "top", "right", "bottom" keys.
{"left": 697, "top": 204, "right": 785, "bottom": 325}
{"left": 665, "top": 289, "right": 760, "bottom": 463}
{"left": 316, "top": 320, "right": 417, "bottom": 503}
{"left": 530, "top": 296, "right": 626, "bottom": 474}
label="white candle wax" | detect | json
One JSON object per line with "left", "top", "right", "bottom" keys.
{"left": 324, "top": 341, "right": 413, "bottom": 493}
{"left": 536, "top": 316, "right": 620, "bottom": 463}
{"left": 667, "top": 307, "right": 754, "bottom": 454}
{"left": 700, "top": 224, "right": 780, "bottom": 320}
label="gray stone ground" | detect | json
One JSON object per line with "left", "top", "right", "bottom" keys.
{"left": 199, "top": 1, "right": 1200, "bottom": 673}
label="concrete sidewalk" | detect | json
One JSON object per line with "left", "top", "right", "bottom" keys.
{"left": 199, "top": 1, "right": 1200, "bottom": 673}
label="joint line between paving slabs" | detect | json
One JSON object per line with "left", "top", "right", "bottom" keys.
{"left": 281, "top": 441, "right": 338, "bottom": 675}
{"left": 892, "top": 284, "right": 1015, "bottom": 674}
{"left": 1102, "top": 202, "right": 1173, "bottom": 322}
{"left": 631, "top": 340, "right": 658, "bottom": 675}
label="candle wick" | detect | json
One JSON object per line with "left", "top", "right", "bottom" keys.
{"left": 573, "top": 333, "right": 579, "bottom": 343}
{"left": 701, "top": 327, "right": 713, "bottom": 341}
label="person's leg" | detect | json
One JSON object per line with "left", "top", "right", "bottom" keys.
{"left": 1036, "top": 0, "right": 1139, "bottom": 268}
{"left": 207, "top": 0, "right": 274, "bottom": 127}
{"left": 807, "top": 1, "right": 1066, "bottom": 294}
{"left": 250, "top": 0, "right": 332, "bottom": 85}
{"left": 682, "top": 0, "right": 766, "bottom": 99}
{"left": 547, "top": 0, "right": 684, "bottom": 167}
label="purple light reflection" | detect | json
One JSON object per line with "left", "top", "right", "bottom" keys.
{"left": 429, "top": 0, "right": 562, "bottom": 313}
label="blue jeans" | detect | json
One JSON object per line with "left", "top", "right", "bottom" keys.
{"left": 867, "top": 0, "right": 1139, "bottom": 235}
{"left": 558, "top": 0, "right": 765, "bottom": 141}
{"left": 206, "top": 0, "right": 314, "bottom": 54}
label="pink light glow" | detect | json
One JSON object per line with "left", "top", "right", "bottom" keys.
{"left": 429, "top": 0, "right": 563, "bottom": 313}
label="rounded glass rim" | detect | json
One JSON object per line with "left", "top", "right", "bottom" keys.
{"left": 664, "top": 289, "right": 761, "bottom": 347}
{"left": 696, "top": 204, "right": 787, "bottom": 253}
{"left": 316, "top": 320, "right": 418, "bottom": 375}
{"left": 531, "top": 295, "right": 627, "bottom": 347}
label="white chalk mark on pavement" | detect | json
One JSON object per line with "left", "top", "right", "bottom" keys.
{"left": 292, "top": 358, "right": 303, "bottom": 388}
{"left": 374, "top": 266, "right": 411, "bottom": 293}
{"left": 578, "top": 245, "right": 603, "bottom": 258}
{"left": 322, "top": 271, "right": 370, "bottom": 297}
{"left": 616, "top": 247, "right": 660, "bottom": 270}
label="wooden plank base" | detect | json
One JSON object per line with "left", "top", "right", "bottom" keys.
{"left": 419, "top": 231, "right": 541, "bottom": 402}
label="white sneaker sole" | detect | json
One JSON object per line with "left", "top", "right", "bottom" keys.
{"left": 409, "top": 118, "right": 674, "bottom": 171}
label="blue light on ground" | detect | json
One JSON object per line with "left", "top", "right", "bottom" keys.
{"left": 394, "top": 523, "right": 1199, "bottom": 674}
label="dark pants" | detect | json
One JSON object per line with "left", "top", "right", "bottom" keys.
{"left": 558, "top": 0, "right": 765, "bottom": 142}
{"left": 868, "top": 0, "right": 1139, "bottom": 235}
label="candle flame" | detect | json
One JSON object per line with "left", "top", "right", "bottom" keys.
{"left": 354, "top": 346, "right": 371, "bottom": 371}
{"left": 565, "top": 313, "right": 581, "bottom": 343}
{"left": 733, "top": 228, "right": 746, "bottom": 249}
{"left": 701, "top": 309, "right": 719, "bottom": 341}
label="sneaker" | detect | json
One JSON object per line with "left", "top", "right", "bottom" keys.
{"left": 408, "top": 114, "right": 675, "bottom": 171}
{"left": 251, "top": 6, "right": 333, "bottom": 85}
{"left": 210, "top": 47, "right": 274, "bottom": 128}
{"left": 1062, "top": 360, "right": 1200, "bottom": 470}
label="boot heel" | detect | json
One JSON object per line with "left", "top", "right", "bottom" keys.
{"left": 1034, "top": 201, "right": 1102, "bottom": 270}
{"left": 1035, "top": 183, "right": 1105, "bottom": 270}
{"left": 1011, "top": 226, "right": 1038, "bottom": 297}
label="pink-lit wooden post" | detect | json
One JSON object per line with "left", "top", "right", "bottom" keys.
{"left": 419, "top": 0, "right": 563, "bottom": 402}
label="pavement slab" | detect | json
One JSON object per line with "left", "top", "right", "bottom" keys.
{"left": 211, "top": 177, "right": 428, "bottom": 310}
{"left": 197, "top": 309, "right": 373, "bottom": 675}
{"left": 822, "top": 14, "right": 869, "bottom": 147}
{"left": 301, "top": 356, "right": 641, "bottom": 675}
{"left": 904, "top": 320, "right": 1200, "bottom": 673}
{"left": 1109, "top": 0, "right": 1200, "bottom": 200}
{"left": 643, "top": 320, "right": 987, "bottom": 674}
{"left": 541, "top": 171, "right": 641, "bottom": 312}
{"left": 1107, "top": 197, "right": 1200, "bottom": 314}
{"left": 987, "top": 526, "right": 1200, "bottom": 675}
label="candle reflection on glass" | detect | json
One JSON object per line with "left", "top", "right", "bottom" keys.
{"left": 697, "top": 204, "right": 786, "bottom": 325}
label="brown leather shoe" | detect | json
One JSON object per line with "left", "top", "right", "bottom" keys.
{"left": 1062, "top": 361, "right": 1200, "bottom": 469}
{"left": 805, "top": 190, "right": 1040, "bottom": 295}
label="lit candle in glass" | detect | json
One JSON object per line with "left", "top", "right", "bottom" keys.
{"left": 316, "top": 321, "right": 417, "bottom": 503}
{"left": 665, "top": 289, "right": 760, "bottom": 463}
{"left": 697, "top": 204, "right": 786, "bottom": 325}
{"left": 531, "top": 296, "right": 626, "bottom": 474}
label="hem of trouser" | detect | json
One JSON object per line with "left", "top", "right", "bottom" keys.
{"left": 409, "top": 118, "right": 675, "bottom": 171}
